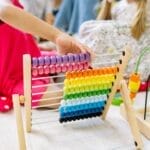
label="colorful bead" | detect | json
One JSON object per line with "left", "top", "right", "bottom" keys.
{"left": 55, "top": 64, "right": 61, "bottom": 73}
{"left": 72, "top": 63, "right": 78, "bottom": 71}
{"left": 44, "top": 65, "right": 50, "bottom": 75}
{"left": 38, "top": 57, "right": 44, "bottom": 66}
{"left": 44, "top": 56, "right": 50, "bottom": 65}
{"left": 38, "top": 66, "right": 44, "bottom": 75}
{"left": 50, "top": 65, "right": 56, "bottom": 74}
{"left": 68, "top": 54, "right": 74, "bottom": 63}
{"left": 61, "top": 65, "right": 67, "bottom": 73}
{"left": 32, "top": 57, "right": 38, "bottom": 67}
{"left": 79, "top": 53, "right": 85, "bottom": 62}
{"left": 78, "top": 63, "right": 84, "bottom": 70}
{"left": 67, "top": 64, "right": 73, "bottom": 72}
{"left": 84, "top": 53, "right": 90, "bottom": 62}
{"left": 56, "top": 56, "right": 62, "bottom": 64}
{"left": 50, "top": 56, "right": 57, "bottom": 65}
{"left": 74, "top": 54, "right": 80, "bottom": 63}
{"left": 32, "top": 67, "right": 38, "bottom": 76}
{"left": 62, "top": 55, "right": 68, "bottom": 64}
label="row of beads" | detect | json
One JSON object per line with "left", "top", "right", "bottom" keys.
{"left": 32, "top": 62, "right": 89, "bottom": 76}
{"left": 60, "top": 103, "right": 105, "bottom": 118}
{"left": 64, "top": 89, "right": 110, "bottom": 100}
{"left": 64, "top": 82, "right": 113, "bottom": 95}
{"left": 59, "top": 111, "right": 102, "bottom": 123}
{"left": 60, "top": 100, "right": 106, "bottom": 113}
{"left": 64, "top": 74, "right": 115, "bottom": 86}
{"left": 61, "top": 95, "right": 107, "bottom": 105}
{"left": 66, "top": 66, "right": 118, "bottom": 79}
{"left": 32, "top": 53, "right": 90, "bottom": 67}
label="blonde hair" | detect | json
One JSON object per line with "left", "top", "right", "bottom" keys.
{"left": 98, "top": 0, "right": 147, "bottom": 40}
{"left": 131, "top": 0, "right": 147, "bottom": 40}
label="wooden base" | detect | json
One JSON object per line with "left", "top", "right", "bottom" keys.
{"left": 121, "top": 104, "right": 150, "bottom": 140}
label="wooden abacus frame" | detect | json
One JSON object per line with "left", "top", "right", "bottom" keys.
{"left": 13, "top": 47, "right": 143, "bottom": 150}
{"left": 121, "top": 74, "right": 150, "bottom": 140}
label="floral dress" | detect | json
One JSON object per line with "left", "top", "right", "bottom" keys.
{"left": 79, "top": 0, "right": 150, "bottom": 81}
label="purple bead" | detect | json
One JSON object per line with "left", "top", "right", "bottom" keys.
{"left": 38, "top": 57, "right": 44, "bottom": 66}
{"left": 74, "top": 54, "right": 80, "bottom": 63}
{"left": 84, "top": 53, "right": 90, "bottom": 62}
{"left": 32, "top": 57, "right": 38, "bottom": 67}
{"left": 62, "top": 55, "right": 68, "bottom": 64}
{"left": 56, "top": 56, "right": 62, "bottom": 64}
{"left": 79, "top": 53, "right": 85, "bottom": 62}
{"left": 44, "top": 56, "right": 50, "bottom": 65}
{"left": 50, "top": 56, "right": 57, "bottom": 65}
{"left": 68, "top": 54, "right": 74, "bottom": 63}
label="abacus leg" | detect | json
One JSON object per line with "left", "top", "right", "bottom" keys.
{"left": 120, "top": 80, "right": 143, "bottom": 149}
{"left": 13, "top": 94, "right": 26, "bottom": 150}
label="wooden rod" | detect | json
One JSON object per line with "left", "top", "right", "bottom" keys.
{"left": 23, "top": 54, "right": 32, "bottom": 132}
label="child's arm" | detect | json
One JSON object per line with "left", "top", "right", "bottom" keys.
{"left": 0, "top": 3, "right": 91, "bottom": 54}
{"left": 0, "top": 4, "right": 61, "bottom": 43}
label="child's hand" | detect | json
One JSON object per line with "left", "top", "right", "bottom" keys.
{"left": 55, "top": 33, "right": 94, "bottom": 56}
{"left": 106, "top": 0, "right": 113, "bottom": 3}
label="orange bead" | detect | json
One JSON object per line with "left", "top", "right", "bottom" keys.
{"left": 78, "top": 71, "right": 83, "bottom": 78}
{"left": 93, "top": 69, "right": 99, "bottom": 76}
{"left": 97, "top": 69, "right": 102, "bottom": 75}
{"left": 107, "top": 67, "right": 113, "bottom": 74}
{"left": 66, "top": 72, "right": 72, "bottom": 79}
{"left": 130, "top": 73, "right": 140, "bottom": 82}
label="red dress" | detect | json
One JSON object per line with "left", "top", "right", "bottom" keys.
{"left": 0, "top": 0, "right": 43, "bottom": 112}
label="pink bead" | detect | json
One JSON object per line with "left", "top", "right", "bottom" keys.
{"left": 67, "top": 64, "right": 73, "bottom": 72}
{"left": 72, "top": 63, "right": 78, "bottom": 71}
{"left": 56, "top": 65, "right": 61, "bottom": 73}
{"left": 32, "top": 67, "right": 38, "bottom": 77}
{"left": 44, "top": 66, "right": 50, "bottom": 75}
{"left": 78, "top": 63, "right": 84, "bottom": 70}
{"left": 38, "top": 66, "right": 44, "bottom": 75}
{"left": 50, "top": 65, "right": 56, "bottom": 74}
{"left": 83, "top": 62, "right": 89, "bottom": 70}
{"left": 61, "top": 65, "right": 68, "bottom": 73}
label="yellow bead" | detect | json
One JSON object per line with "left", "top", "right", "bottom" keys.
{"left": 128, "top": 81, "right": 140, "bottom": 93}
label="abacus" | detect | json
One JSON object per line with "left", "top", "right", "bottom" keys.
{"left": 13, "top": 48, "right": 143, "bottom": 150}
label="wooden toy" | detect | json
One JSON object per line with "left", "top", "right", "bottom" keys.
{"left": 13, "top": 48, "right": 143, "bottom": 150}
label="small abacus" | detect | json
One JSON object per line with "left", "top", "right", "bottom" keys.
{"left": 13, "top": 47, "right": 143, "bottom": 150}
